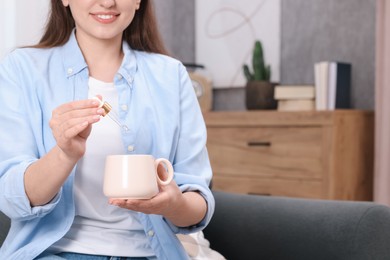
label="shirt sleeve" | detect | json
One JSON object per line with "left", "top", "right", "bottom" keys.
{"left": 166, "top": 63, "right": 215, "bottom": 234}
{"left": 0, "top": 51, "right": 59, "bottom": 220}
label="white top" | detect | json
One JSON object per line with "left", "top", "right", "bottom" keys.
{"left": 48, "top": 77, "right": 153, "bottom": 257}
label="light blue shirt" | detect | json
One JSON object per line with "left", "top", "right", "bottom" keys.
{"left": 0, "top": 32, "right": 214, "bottom": 260}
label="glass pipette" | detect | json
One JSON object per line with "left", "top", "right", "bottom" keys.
{"left": 93, "top": 97, "right": 129, "bottom": 131}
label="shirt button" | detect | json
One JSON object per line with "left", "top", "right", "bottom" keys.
{"left": 121, "top": 104, "right": 128, "bottom": 111}
{"left": 127, "top": 145, "right": 135, "bottom": 152}
{"left": 148, "top": 230, "right": 154, "bottom": 237}
{"left": 67, "top": 68, "right": 73, "bottom": 75}
{"left": 117, "top": 74, "right": 123, "bottom": 80}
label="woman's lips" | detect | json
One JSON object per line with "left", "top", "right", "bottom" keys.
{"left": 91, "top": 13, "right": 119, "bottom": 24}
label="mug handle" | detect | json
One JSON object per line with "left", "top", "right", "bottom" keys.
{"left": 155, "top": 158, "right": 174, "bottom": 185}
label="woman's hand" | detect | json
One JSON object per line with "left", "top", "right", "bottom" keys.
{"left": 49, "top": 98, "right": 104, "bottom": 162}
{"left": 109, "top": 164, "right": 185, "bottom": 217}
{"left": 25, "top": 98, "right": 105, "bottom": 206}
{"left": 109, "top": 165, "right": 207, "bottom": 227}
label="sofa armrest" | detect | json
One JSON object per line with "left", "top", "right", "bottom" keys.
{"left": 0, "top": 211, "right": 10, "bottom": 248}
{"left": 203, "top": 191, "right": 390, "bottom": 260}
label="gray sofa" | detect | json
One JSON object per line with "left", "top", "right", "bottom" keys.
{"left": 0, "top": 211, "right": 9, "bottom": 250}
{"left": 2, "top": 191, "right": 390, "bottom": 260}
{"left": 203, "top": 191, "right": 390, "bottom": 260}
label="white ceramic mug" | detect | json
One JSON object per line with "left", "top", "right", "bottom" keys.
{"left": 103, "top": 154, "right": 174, "bottom": 199}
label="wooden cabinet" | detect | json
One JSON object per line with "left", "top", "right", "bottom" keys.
{"left": 204, "top": 110, "right": 374, "bottom": 201}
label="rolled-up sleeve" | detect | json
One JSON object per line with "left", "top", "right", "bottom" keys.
{"left": 167, "top": 63, "right": 215, "bottom": 234}
{"left": 0, "top": 158, "right": 62, "bottom": 220}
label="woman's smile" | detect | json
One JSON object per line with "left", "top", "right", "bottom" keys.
{"left": 91, "top": 12, "right": 119, "bottom": 24}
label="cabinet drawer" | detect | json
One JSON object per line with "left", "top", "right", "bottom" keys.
{"left": 212, "top": 175, "right": 324, "bottom": 198}
{"left": 207, "top": 127, "right": 326, "bottom": 180}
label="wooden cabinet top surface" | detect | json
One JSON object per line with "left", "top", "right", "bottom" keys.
{"left": 203, "top": 110, "right": 374, "bottom": 127}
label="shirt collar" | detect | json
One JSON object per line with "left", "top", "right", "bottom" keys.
{"left": 62, "top": 29, "right": 88, "bottom": 78}
{"left": 61, "top": 29, "right": 138, "bottom": 86}
{"left": 117, "top": 41, "right": 138, "bottom": 86}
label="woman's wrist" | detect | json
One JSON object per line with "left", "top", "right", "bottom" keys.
{"left": 54, "top": 145, "right": 80, "bottom": 167}
{"left": 164, "top": 191, "right": 207, "bottom": 227}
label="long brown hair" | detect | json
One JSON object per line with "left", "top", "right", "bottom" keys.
{"left": 35, "top": 0, "right": 168, "bottom": 55}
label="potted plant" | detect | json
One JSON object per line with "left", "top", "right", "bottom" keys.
{"left": 243, "top": 40, "right": 277, "bottom": 110}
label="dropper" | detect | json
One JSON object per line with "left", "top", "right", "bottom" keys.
{"left": 93, "top": 97, "right": 129, "bottom": 131}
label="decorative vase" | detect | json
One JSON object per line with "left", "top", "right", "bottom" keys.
{"left": 245, "top": 81, "right": 277, "bottom": 110}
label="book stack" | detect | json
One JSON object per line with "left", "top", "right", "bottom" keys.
{"left": 274, "top": 85, "right": 315, "bottom": 111}
{"left": 314, "top": 61, "right": 351, "bottom": 110}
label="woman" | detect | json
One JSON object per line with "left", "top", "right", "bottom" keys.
{"left": 0, "top": 0, "right": 214, "bottom": 259}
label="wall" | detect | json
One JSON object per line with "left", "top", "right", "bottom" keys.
{"left": 0, "top": 1, "right": 49, "bottom": 59}
{"left": 155, "top": 0, "right": 376, "bottom": 111}
{"left": 281, "top": 0, "right": 376, "bottom": 110}
{"left": 154, "top": 0, "right": 195, "bottom": 63}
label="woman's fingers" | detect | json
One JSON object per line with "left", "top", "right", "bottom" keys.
{"left": 53, "top": 98, "right": 100, "bottom": 116}
{"left": 49, "top": 98, "right": 104, "bottom": 159}
{"left": 50, "top": 99, "right": 103, "bottom": 133}
{"left": 109, "top": 180, "right": 182, "bottom": 216}
{"left": 60, "top": 116, "right": 97, "bottom": 140}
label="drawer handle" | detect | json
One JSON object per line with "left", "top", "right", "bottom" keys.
{"left": 247, "top": 141, "right": 271, "bottom": 147}
{"left": 248, "top": 192, "right": 271, "bottom": 196}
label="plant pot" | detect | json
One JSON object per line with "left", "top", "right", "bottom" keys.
{"left": 245, "top": 81, "right": 277, "bottom": 110}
